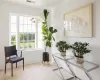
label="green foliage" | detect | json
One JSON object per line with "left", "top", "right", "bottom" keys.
{"left": 11, "top": 33, "right": 35, "bottom": 42}
{"left": 11, "top": 33, "right": 35, "bottom": 48}
{"left": 20, "top": 33, "right": 35, "bottom": 42}
{"left": 11, "top": 36, "right": 16, "bottom": 41}
{"left": 42, "top": 9, "right": 57, "bottom": 52}
{"left": 43, "top": 9, "right": 49, "bottom": 22}
{"left": 71, "top": 42, "right": 91, "bottom": 58}
{"left": 42, "top": 26, "right": 57, "bottom": 47}
{"left": 56, "top": 41, "right": 70, "bottom": 52}
{"left": 11, "top": 42, "right": 16, "bottom": 46}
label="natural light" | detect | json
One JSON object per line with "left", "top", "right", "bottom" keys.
{"left": 10, "top": 14, "right": 43, "bottom": 49}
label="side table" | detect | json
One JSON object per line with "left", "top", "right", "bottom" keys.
{"left": 52, "top": 53, "right": 99, "bottom": 80}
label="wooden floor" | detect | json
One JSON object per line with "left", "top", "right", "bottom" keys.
{"left": 0, "top": 63, "right": 99, "bottom": 80}
{"left": 0, "top": 63, "right": 62, "bottom": 80}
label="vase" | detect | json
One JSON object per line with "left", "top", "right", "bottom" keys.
{"left": 75, "top": 57, "right": 84, "bottom": 64}
{"left": 61, "top": 52, "right": 66, "bottom": 56}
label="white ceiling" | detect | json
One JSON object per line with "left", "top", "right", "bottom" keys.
{"left": 4, "top": 0, "right": 66, "bottom": 8}
{"left": 0, "top": 0, "right": 4, "bottom": 4}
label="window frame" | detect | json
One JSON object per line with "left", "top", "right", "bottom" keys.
{"left": 9, "top": 13, "right": 42, "bottom": 50}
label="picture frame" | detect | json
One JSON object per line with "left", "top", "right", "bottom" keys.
{"left": 64, "top": 4, "right": 93, "bottom": 37}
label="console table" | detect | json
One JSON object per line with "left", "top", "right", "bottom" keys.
{"left": 52, "top": 53, "right": 99, "bottom": 80}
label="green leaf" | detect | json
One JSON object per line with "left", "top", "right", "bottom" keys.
{"left": 71, "top": 42, "right": 91, "bottom": 58}
{"left": 42, "top": 25, "right": 49, "bottom": 35}
{"left": 43, "top": 9, "right": 49, "bottom": 21}
{"left": 49, "top": 27, "right": 53, "bottom": 33}
{"left": 53, "top": 29, "right": 57, "bottom": 33}
{"left": 56, "top": 41, "right": 69, "bottom": 52}
{"left": 52, "top": 36, "right": 55, "bottom": 41}
{"left": 42, "top": 22, "right": 46, "bottom": 24}
{"left": 46, "top": 41, "right": 51, "bottom": 47}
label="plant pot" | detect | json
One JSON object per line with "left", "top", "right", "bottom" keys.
{"left": 61, "top": 52, "right": 66, "bottom": 56}
{"left": 43, "top": 52, "right": 49, "bottom": 62}
{"left": 75, "top": 57, "right": 84, "bottom": 64}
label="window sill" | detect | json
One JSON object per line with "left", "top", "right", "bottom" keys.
{"left": 19, "top": 48, "right": 44, "bottom": 52}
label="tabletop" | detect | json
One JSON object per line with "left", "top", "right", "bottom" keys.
{"left": 53, "top": 53, "right": 99, "bottom": 72}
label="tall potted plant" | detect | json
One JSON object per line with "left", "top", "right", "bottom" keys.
{"left": 71, "top": 42, "right": 91, "bottom": 64}
{"left": 42, "top": 9, "right": 57, "bottom": 63}
{"left": 56, "top": 41, "right": 70, "bottom": 56}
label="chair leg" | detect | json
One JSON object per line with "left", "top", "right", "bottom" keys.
{"left": 16, "top": 62, "right": 17, "bottom": 68}
{"left": 23, "top": 59, "right": 24, "bottom": 71}
{"left": 11, "top": 63, "right": 13, "bottom": 77}
{"left": 5, "top": 62, "right": 6, "bottom": 73}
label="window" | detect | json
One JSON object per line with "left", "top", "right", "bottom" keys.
{"left": 10, "top": 15, "right": 17, "bottom": 46}
{"left": 9, "top": 14, "right": 43, "bottom": 49}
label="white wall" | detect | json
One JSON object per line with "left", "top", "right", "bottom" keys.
{"left": 52, "top": 0, "right": 100, "bottom": 64}
{"left": 51, "top": 0, "right": 100, "bottom": 79}
{"left": 0, "top": 2, "right": 44, "bottom": 69}
{"left": 0, "top": 0, "right": 4, "bottom": 6}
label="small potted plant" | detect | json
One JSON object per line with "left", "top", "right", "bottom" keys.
{"left": 56, "top": 41, "right": 70, "bottom": 56}
{"left": 71, "top": 42, "right": 91, "bottom": 64}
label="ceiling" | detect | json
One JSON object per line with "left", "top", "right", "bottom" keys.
{"left": 4, "top": 0, "right": 66, "bottom": 8}
{"left": 0, "top": 0, "right": 4, "bottom": 5}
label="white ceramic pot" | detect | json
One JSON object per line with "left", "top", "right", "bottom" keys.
{"left": 61, "top": 52, "right": 66, "bottom": 56}
{"left": 75, "top": 57, "right": 84, "bottom": 64}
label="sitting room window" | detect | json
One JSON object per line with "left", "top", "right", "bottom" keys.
{"left": 9, "top": 14, "right": 43, "bottom": 49}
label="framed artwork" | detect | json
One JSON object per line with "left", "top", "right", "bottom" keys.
{"left": 64, "top": 4, "right": 93, "bottom": 37}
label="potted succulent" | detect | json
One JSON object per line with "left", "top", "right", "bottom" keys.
{"left": 42, "top": 9, "right": 57, "bottom": 63}
{"left": 56, "top": 41, "right": 70, "bottom": 56}
{"left": 71, "top": 42, "right": 91, "bottom": 64}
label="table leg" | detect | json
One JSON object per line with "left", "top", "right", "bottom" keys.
{"left": 52, "top": 55, "right": 65, "bottom": 80}
{"left": 63, "top": 58, "right": 77, "bottom": 80}
{"left": 83, "top": 69, "right": 93, "bottom": 80}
